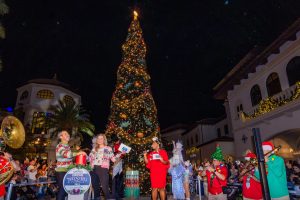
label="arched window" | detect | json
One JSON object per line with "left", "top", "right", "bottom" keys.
{"left": 63, "top": 95, "right": 75, "bottom": 105}
{"left": 20, "top": 91, "right": 29, "bottom": 100}
{"left": 250, "top": 85, "right": 262, "bottom": 106}
{"left": 36, "top": 89, "right": 54, "bottom": 99}
{"left": 266, "top": 73, "right": 282, "bottom": 96}
{"left": 286, "top": 56, "right": 300, "bottom": 86}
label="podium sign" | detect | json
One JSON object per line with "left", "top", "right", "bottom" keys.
{"left": 63, "top": 168, "right": 91, "bottom": 199}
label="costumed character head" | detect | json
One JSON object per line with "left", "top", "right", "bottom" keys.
{"left": 262, "top": 141, "right": 275, "bottom": 155}
{"left": 151, "top": 137, "right": 161, "bottom": 151}
{"left": 93, "top": 133, "right": 108, "bottom": 151}
{"left": 172, "top": 140, "right": 183, "bottom": 153}
{"left": 211, "top": 144, "right": 224, "bottom": 167}
{"left": 58, "top": 130, "right": 70, "bottom": 143}
{"left": 170, "top": 140, "right": 183, "bottom": 166}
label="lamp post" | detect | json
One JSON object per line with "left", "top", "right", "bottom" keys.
{"left": 252, "top": 128, "right": 271, "bottom": 200}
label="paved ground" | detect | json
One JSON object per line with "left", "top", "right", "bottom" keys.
{"left": 122, "top": 195, "right": 206, "bottom": 200}
{"left": 45, "top": 194, "right": 207, "bottom": 199}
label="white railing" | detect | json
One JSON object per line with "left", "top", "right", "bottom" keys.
{"left": 272, "top": 83, "right": 298, "bottom": 102}
{"left": 242, "top": 83, "right": 299, "bottom": 119}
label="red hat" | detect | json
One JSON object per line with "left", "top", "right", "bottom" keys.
{"left": 245, "top": 152, "right": 256, "bottom": 161}
{"left": 262, "top": 141, "right": 274, "bottom": 151}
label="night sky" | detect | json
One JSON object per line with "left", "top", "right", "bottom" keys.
{"left": 1, "top": 0, "right": 300, "bottom": 131}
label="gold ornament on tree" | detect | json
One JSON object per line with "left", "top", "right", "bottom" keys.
{"left": 137, "top": 132, "right": 144, "bottom": 138}
{"left": 120, "top": 113, "right": 127, "bottom": 119}
{"left": 134, "top": 81, "right": 141, "bottom": 87}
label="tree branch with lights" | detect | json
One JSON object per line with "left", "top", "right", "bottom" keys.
{"left": 105, "top": 11, "right": 161, "bottom": 194}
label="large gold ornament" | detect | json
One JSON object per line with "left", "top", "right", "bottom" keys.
{"left": 137, "top": 132, "right": 144, "bottom": 138}
{"left": 120, "top": 113, "right": 127, "bottom": 119}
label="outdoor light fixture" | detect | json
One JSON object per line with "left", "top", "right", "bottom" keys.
{"left": 242, "top": 134, "right": 248, "bottom": 144}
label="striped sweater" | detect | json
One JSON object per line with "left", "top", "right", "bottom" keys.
{"left": 55, "top": 143, "right": 75, "bottom": 172}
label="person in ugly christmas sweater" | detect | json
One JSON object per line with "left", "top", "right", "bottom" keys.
{"left": 205, "top": 144, "right": 228, "bottom": 200}
{"left": 89, "top": 133, "right": 122, "bottom": 200}
{"left": 55, "top": 130, "right": 86, "bottom": 200}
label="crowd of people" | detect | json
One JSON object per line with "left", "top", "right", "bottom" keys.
{"left": 149, "top": 139, "right": 299, "bottom": 200}
{"left": 0, "top": 131, "right": 126, "bottom": 200}
{"left": 190, "top": 143, "right": 300, "bottom": 200}
{"left": 0, "top": 155, "right": 58, "bottom": 199}
{"left": 0, "top": 129, "right": 299, "bottom": 200}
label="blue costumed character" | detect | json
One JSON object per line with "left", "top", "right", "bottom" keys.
{"left": 169, "top": 141, "right": 185, "bottom": 200}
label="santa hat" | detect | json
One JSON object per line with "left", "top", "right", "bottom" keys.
{"left": 262, "top": 141, "right": 274, "bottom": 151}
{"left": 244, "top": 152, "right": 257, "bottom": 161}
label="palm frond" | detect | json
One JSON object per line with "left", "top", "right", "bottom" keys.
{"left": 0, "top": 24, "right": 5, "bottom": 39}
{"left": 0, "top": 0, "right": 9, "bottom": 15}
{"left": 48, "top": 100, "right": 95, "bottom": 140}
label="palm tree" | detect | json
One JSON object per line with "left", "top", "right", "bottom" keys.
{"left": 0, "top": 0, "right": 8, "bottom": 71}
{"left": 0, "top": 0, "right": 8, "bottom": 38}
{"left": 48, "top": 100, "right": 95, "bottom": 140}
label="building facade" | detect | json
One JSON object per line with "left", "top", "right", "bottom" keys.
{"left": 15, "top": 77, "right": 81, "bottom": 161}
{"left": 162, "top": 118, "right": 234, "bottom": 162}
{"left": 214, "top": 18, "right": 300, "bottom": 159}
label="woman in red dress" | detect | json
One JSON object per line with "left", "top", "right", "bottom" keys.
{"left": 144, "top": 137, "right": 169, "bottom": 200}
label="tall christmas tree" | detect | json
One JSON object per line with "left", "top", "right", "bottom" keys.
{"left": 105, "top": 11, "right": 160, "bottom": 194}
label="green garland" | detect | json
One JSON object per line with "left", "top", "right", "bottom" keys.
{"left": 242, "top": 81, "right": 300, "bottom": 120}
{"left": 67, "top": 164, "right": 92, "bottom": 171}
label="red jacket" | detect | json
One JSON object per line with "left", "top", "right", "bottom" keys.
{"left": 206, "top": 165, "right": 228, "bottom": 195}
{"left": 242, "top": 174, "right": 263, "bottom": 199}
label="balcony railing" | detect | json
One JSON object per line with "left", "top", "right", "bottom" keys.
{"left": 272, "top": 83, "right": 298, "bottom": 102}
{"left": 241, "top": 82, "right": 300, "bottom": 121}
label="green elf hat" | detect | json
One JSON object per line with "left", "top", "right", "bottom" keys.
{"left": 211, "top": 144, "right": 224, "bottom": 161}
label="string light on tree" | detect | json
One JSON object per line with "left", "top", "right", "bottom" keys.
{"left": 105, "top": 10, "right": 161, "bottom": 194}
